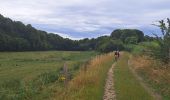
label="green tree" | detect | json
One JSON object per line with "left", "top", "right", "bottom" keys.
{"left": 97, "top": 40, "right": 124, "bottom": 53}
{"left": 152, "top": 18, "right": 170, "bottom": 64}
{"left": 111, "top": 29, "right": 144, "bottom": 43}
{"left": 124, "top": 37, "right": 138, "bottom": 44}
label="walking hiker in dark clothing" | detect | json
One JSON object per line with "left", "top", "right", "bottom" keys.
{"left": 117, "top": 50, "right": 120, "bottom": 58}
{"left": 114, "top": 50, "right": 120, "bottom": 61}
{"left": 114, "top": 51, "right": 118, "bottom": 61}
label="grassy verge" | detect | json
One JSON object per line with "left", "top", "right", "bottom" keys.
{"left": 130, "top": 55, "right": 170, "bottom": 100}
{"left": 53, "top": 52, "right": 114, "bottom": 100}
{"left": 114, "top": 52, "right": 154, "bottom": 100}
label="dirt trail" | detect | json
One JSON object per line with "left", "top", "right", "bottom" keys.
{"left": 103, "top": 63, "right": 116, "bottom": 100}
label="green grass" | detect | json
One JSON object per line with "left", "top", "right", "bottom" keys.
{"left": 114, "top": 52, "right": 154, "bottom": 100}
{"left": 0, "top": 51, "right": 97, "bottom": 100}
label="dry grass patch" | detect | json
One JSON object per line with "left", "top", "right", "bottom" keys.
{"left": 53, "top": 53, "right": 114, "bottom": 100}
{"left": 130, "top": 55, "right": 170, "bottom": 99}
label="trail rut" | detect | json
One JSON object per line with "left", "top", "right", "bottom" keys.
{"left": 103, "top": 63, "right": 116, "bottom": 100}
{"left": 128, "top": 59, "right": 162, "bottom": 100}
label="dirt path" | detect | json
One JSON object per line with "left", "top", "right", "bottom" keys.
{"left": 103, "top": 63, "right": 116, "bottom": 100}
{"left": 128, "top": 59, "right": 162, "bottom": 100}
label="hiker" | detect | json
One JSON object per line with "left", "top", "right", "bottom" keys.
{"left": 114, "top": 51, "right": 118, "bottom": 61}
{"left": 117, "top": 50, "right": 120, "bottom": 58}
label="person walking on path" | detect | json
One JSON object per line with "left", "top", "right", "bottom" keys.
{"left": 114, "top": 51, "right": 119, "bottom": 61}
{"left": 117, "top": 50, "right": 120, "bottom": 58}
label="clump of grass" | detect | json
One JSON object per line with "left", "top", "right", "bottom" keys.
{"left": 114, "top": 52, "right": 154, "bottom": 100}
{"left": 0, "top": 79, "right": 27, "bottom": 100}
{"left": 0, "top": 70, "right": 60, "bottom": 100}
{"left": 33, "top": 70, "right": 59, "bottom": 86}
{"left": 53, "top": 53, "right": 114, "bottom": 100}
{"left": 131, "top": 55, "right": 170, "bottom": 99}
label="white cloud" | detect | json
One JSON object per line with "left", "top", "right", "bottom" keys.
{"left": 0, "top": 0, "right": 169, "bottom": 38}
{"left": 51, "top": 32, "right": 83, "bottom": 40}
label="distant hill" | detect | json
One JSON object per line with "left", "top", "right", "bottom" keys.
{"left": 0, "top": 14, "right": 155, "bottom": 51}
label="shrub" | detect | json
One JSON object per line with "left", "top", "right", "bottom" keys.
{"left": 152, "top": 18, "right": 170, "bottom": 64}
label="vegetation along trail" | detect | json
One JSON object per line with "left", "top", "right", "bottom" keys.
{"left": 128, "top": 56, "right": 162, "bottom": 100}
{"left": 114, "top": 52, "right": 155, "bottom": 100}
{"left": 53, "top": 53, "right": 114, "bottom": 100}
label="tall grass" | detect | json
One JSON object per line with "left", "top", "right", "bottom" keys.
{"left": 0, "top": 70, "right": 60, "bottom": 100}
{"left": 114, "top": 52, "right": 154, "bottom": 100}
{"left": 131, "top": 55, "right": 170, "bottom": 100}
{"left": 53, "top": 53, "right": 114, "bottom": 100}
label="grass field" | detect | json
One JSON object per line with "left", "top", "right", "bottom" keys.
{"left": 1, "top": 51, "right": 167, "bottom": 100}
{"left": 0, "top": 51, "right": 97, "bottom": 100}
{"left": 114, "top": 52, "right": 154, "bottom": 100}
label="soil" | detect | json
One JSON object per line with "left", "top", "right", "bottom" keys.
{"left": 103, "top": 63, "right": 116, "bottom": 100}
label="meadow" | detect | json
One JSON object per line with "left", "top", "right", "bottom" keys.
{"left": 0, "top": 51, "right": 97, "bottom": 100}
{"left": 0, "top": 48, "right": 169, "bottom": 100}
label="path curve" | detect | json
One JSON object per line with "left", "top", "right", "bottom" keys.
{"left": 103, "top": 63, "right": 116, "bottom": 100}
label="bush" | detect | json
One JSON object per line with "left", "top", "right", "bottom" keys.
{"left": 151, "top": 18, "right": 170, "bottom": 64}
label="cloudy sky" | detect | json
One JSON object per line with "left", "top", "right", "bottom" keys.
{"left": 0, "top": 0, "right": 169, "bottom": 39}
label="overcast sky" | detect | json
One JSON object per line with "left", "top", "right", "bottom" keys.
{"left": 0, "top": 0, "right": 169, "bottom": 39}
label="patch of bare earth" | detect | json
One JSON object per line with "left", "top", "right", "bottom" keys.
{"left": 103, "top": 63, "right": 116, "bottom": 100}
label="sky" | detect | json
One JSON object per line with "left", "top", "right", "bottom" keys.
{"left": 0, "top": 0, "right": 170, "bottom": 40}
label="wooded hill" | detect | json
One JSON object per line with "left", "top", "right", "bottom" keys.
{"left": 0, "top": 14, "right": 155, "bottom": 52}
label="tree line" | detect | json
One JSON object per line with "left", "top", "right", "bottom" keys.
{"left": 0, "top": 14, "right": 156, "bottom": 52}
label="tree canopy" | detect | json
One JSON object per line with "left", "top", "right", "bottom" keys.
{"left": 110, "top": 29, "right": 144, "bottom": 43}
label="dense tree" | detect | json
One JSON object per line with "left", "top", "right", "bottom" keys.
{"left": 0, "top": 14, "right": 67, "bottom": 51}
{"left": 96, "top": 40, "right": 124, "bottom": 53}
{"left": 144, "top": 35, "right": 158, "bottom": 41}
{"left": 124, "top": 37, "right": 138, "bottom": 44}
{"left": 111, "top": 29, "right": 144, "bottom": 43}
